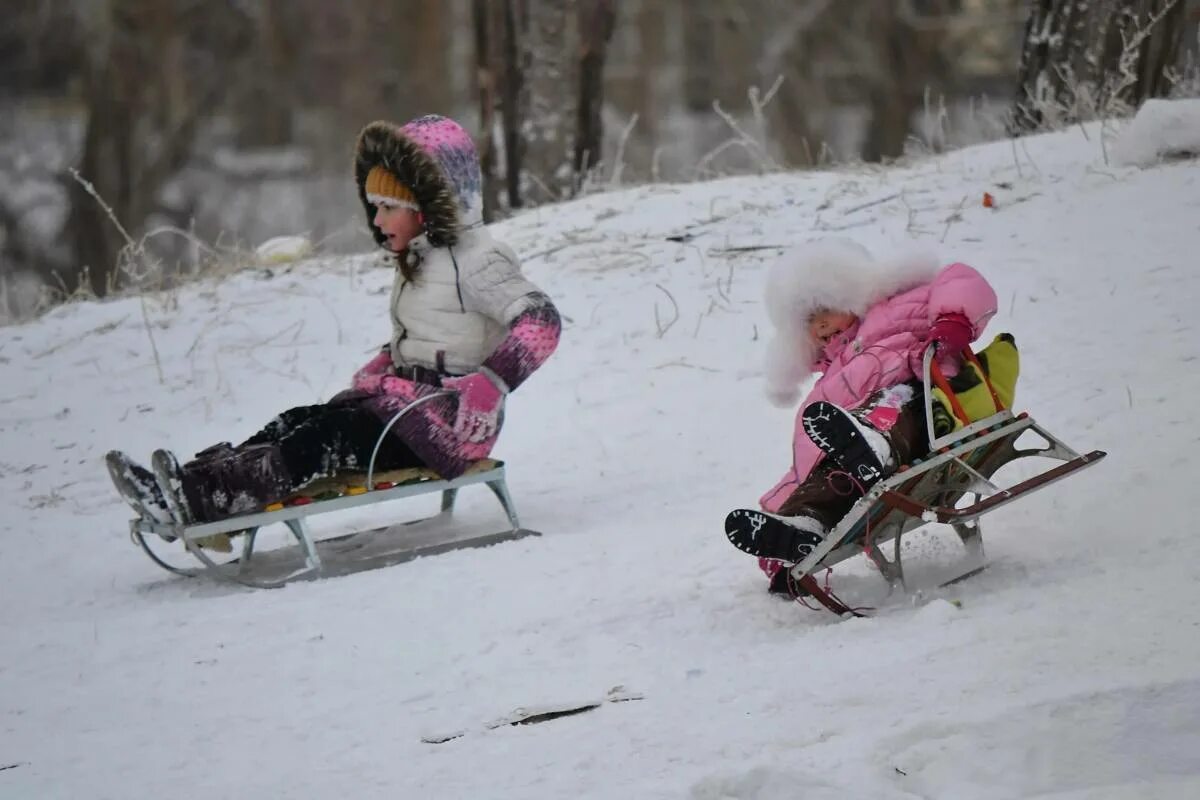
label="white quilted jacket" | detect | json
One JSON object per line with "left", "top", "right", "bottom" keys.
{"left": 388, "top": 225, "right": 541, "bottom": 375}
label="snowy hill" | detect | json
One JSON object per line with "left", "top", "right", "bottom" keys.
{"left": 2, "top": 118, "right": 1199, "bottom": 798}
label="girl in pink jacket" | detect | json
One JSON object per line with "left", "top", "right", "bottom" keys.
{"left": 726, "top": 238, "right": 997, "bottom": 592}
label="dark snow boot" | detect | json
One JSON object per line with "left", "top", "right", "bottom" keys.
{"left": 178, "top": 442, "right": 293, "bottom": 523}
{"left": 105, "top": 451, "right": 175, "bottom": 526}
{"left": 154, "top": 448, "right": 246, "bottom": 552}
{"left": 193, "top": 441, "right": 235, "bottom": 461}
{"left": 801, "top": 401, "right": 895, "bottom": 493}
{"left": 767, "top": 566, "right": 812, "bottom": 598}
{"left": 725, "top": 508, "right": 827, "bottom": 563}
{"left": 151, "top": 448, "right": 194, "bottom": 525}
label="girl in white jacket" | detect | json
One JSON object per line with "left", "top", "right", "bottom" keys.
{"left": 106, "top": 115, "right": 560, "bottom": 525}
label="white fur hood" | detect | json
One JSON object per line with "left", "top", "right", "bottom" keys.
{"left": 762, "top": 238, "right": 941, "bottom": 407}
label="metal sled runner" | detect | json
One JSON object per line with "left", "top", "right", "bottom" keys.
{"left": 785, "top": 346, "right": 1106, "bottom": 616}
{"left": 128, "top": 393, "right": 539, "bottom": 588}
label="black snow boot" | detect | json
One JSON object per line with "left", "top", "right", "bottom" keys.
{"left": 767, "top": 566, "right": 812, "bottom": 598}
{"left": 179, "top": 442, "right": 294, "bottom": 523}
{"left": 193, "top": 441, "right": 235, "bottom": 461}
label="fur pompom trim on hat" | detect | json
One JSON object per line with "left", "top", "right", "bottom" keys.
{"left": 761, "top": 237, "right": 941, "bottom": 407}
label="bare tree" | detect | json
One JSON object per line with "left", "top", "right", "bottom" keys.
{"left": 0, "top": 0, "right": 83, "bottom": 98}
{"left": 575, "top": 0, "right": 618, "bottom": 178}
{"left": 234, "top": 0, "right": 297, "bottom": 148}
{"left": 474, "top": 0, "right": 502, "bottom": 221}
{"left": 626, "top": 0, "right": 667, "bottom": 147}
{"left": 681, "top": 2, "right": 718, "bottom": 112}
{"left": 524, "top": 0, "right": 577, "bottom": 202}
{"left": 64, "top": 0, "right": 252, "bottom": 296}
{"left": 861, "top": 0, "right": 957, "bottom": 161}
{"left": 501, "top": 0, "right": 527, "bottom": 210}
{"left": 1013, "top": 0, "right": 1187, "bottom": 131}
{"left": 753, "top": 0, "right": 835, "bottom": 166}
{"left": 389, "top": 4, "right": 452, "bottom": 115}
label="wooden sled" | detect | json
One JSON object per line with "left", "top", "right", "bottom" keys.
{"left": 129, "top": 392, "right": 538, "bottom": 588}
{"left": 786, "top": 346, "right": 1106, "bottom": 616}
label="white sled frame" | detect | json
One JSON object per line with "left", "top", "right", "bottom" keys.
{"left": 787, "top": 346, "right": 1106, "bottom": 598}
{"left": 129, "top": 392, "right": 538, "bottom": 588}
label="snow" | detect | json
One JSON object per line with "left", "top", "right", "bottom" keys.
{"left": 1, "top": 114, "right": 1199, "bottom": 798}
{"left": 1113, "top": 98, "right": 1200, "bottom": 167}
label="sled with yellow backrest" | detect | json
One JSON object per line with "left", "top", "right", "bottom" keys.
{"left": 781, "top": 336, "right": 1105, "bottom": 616}
{"left": 129, "top": 392, "right": 538, "bottom": 589}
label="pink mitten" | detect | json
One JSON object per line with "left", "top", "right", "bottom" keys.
{"left": 926, "top": 313, "right": 974, "bottom": 355}
{"left": 442, "top": 372, "right": 506, "bottom": 443}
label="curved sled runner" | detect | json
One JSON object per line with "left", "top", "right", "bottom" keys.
{"left": 776, "top": 345, "right": 1106, "bottom": 616}
{"left": 128, "top": 393, "right": 539, "bottom": 588}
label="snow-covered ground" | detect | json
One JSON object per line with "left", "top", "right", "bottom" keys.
{"left": 2, "top": 113, "right": 1199, "bottom": 799}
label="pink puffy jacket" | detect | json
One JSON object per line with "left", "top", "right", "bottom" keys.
{"left": 759, "top": 262, "right": 997, "bottom": 511}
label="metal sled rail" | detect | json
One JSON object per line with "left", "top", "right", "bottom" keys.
{"left": 129, "top": 394, "right": 538, "bottom": 588}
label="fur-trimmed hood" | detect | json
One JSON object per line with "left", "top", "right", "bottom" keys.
{"left": 762, "top": 238, "right": 941, "bottom": 407}
{"left": 354, "top": 115, "right": 484, "bottom": 249}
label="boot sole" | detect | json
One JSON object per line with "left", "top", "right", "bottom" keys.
{"left": 151, "top": 449, "right": 193, "bottom": 526}
{"left": 801, "top": 401, "right": 886, "bottom": 489}
{"left": 105, "top": 453, "right": 154, "bottom": 520}
{"left": 725, "top": 508, "right": 824, "bottom": 562}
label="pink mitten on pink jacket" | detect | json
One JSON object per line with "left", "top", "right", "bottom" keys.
{"left": 442, "top": 371, "right": 506, "bottom": 443}
{"left": 926, "top": 312, "right": 974, "bottom": 355}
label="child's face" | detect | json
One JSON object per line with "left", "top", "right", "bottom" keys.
{"left": 373, "top": 203, "right": 423, "bottom": 252}
{"left": 807, "top": 309, "right": 858, "bottom": 346}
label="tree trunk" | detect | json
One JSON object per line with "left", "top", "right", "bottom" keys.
{"left": 1013, "top": 0, "right": 1186, "bottom": 132}
{"left": 235, "top": 0, "right": 295, "bottom": 148}
{"left": 65, "top": 0, "right": 252, "bottom": 296}
{"left": 65, "top": 0, "right": 155, "bottom": 297}
{"left": 389, "top": 3, "right": 451, "bottom": 115}
{"left": 524, "top": 0, "right": 576, "bottom": 203}
{"left": 682, "top": 2, "right": 716, "bottom": 112}
{"left": 861, "top": 0, "right": 953, "bottom": 162}
{"left": 574, "top": 0, "right": 617, "bottom": 181}
{"left": 500, "top": 0, "right": 527, "bottom": 210}
{"left": 474, "top": 0, "right": 501, "bottom": 221}
{"left": 631, "top": 0, "right": 666, "bottom": 146}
